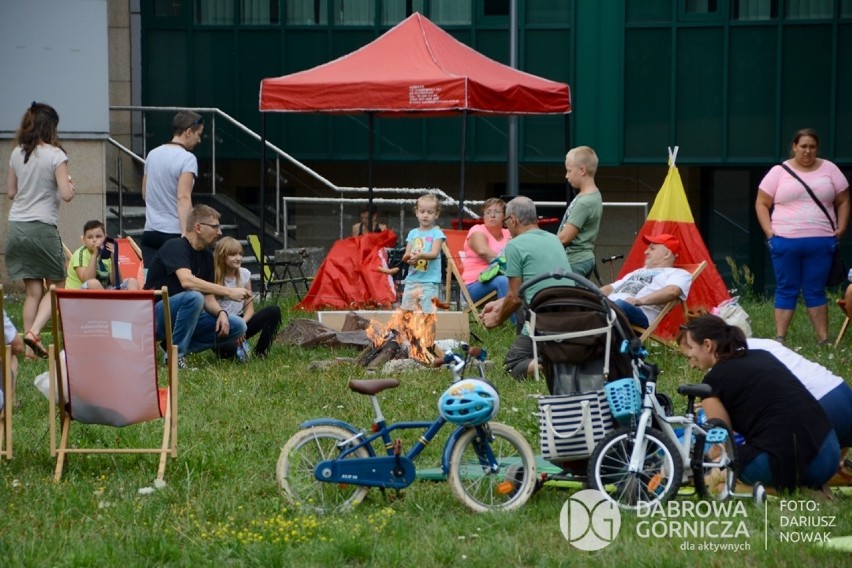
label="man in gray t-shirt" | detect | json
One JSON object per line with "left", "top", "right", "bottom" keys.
{"left": 482, "top": 196, "right": 571, "bottom": 379}
{"left": 140, "top": 110, "right": 204, "bottom": 270}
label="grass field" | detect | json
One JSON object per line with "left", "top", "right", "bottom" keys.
{"left": 0, "top": 292, "right": 850, "bottom": 567}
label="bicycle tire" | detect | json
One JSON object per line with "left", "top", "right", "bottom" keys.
{"left": 277, "top": 425, "right": 370, "bottom": 513}
{"left": 587, "top": 426, "right": 682, "bottom": 511}
{"left": 447, "top": 422, "right": 537, "bottom": 513}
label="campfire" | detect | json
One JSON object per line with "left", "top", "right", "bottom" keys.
{"left": 356, "top": 306, "right": 438, "bottom": 370}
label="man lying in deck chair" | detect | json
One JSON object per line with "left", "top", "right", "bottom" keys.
{"left": 599, "top": 233, "right": 692, "bottom": 329}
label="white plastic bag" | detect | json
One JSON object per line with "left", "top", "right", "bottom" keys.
{"left": 712, "top": 297, "right": 752, "bottom": 337}
{"left": 33, "top": 350, "right": 69, "bottom": 403}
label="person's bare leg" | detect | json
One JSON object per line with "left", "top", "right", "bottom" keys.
{"left": 22, "top": 279, "right": 45, "bottom": 357}
{"left": 774, "top": 308, "right": 795, "bottom": 340}
{"left": 30, "top": 279, "right": 65, "bottom": 338}
{"left": 806, "top": 304, "right": 829, "bottom": 343}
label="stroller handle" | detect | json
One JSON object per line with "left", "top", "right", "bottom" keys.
{"left": 518, "top": 269, "right": 605, "bottom": 302}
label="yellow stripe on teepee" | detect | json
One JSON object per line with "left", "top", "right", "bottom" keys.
{"left": 646, "top": 151, "right": 695, "bottom": 223}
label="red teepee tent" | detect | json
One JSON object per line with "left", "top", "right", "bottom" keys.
{"left": 296, "top": 230, "right": 399, "bottom": 311}
{"left": 618, "top": 148, "right": 731, "bottom": 339}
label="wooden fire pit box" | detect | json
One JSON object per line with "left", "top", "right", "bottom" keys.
{"left": 317, "top": 310, "right": 470, "bottom": 342}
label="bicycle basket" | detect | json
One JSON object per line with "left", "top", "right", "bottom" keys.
{"left": 604, "top": 378, "right": 642, "bottom": 425}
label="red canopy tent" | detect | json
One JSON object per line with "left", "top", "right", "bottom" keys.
{"left": 257, "top": 12, "right": 571, "bottom": 304}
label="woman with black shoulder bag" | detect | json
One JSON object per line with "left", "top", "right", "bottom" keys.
{"left": 755, "top": 128, "right": 849, "bottom": 345}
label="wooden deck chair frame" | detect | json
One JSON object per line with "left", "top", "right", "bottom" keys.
{"left": 0, "top": 285, "right": 13, "bottom": 459}
{"left": 48, "top": 286, "right": 178, "bottom": 482}
{"left": 441, "top": 230, "right": 496, "bottom": 326}
{"left": 834, "top": 299, "right": 851, "bottom": 348}
{"left": 631, "top": 261, "right": 708, "bottom": 346}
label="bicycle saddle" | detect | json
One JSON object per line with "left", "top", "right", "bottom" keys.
{"left": 348, "top": 378, "right": 400, "bottom": 395}
{"left": 677, "top": 383, "right": 713, "bottom": 398}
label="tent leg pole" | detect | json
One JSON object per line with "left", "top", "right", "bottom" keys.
{"left": 259, "top": 112, "right": 267, "bottom": 298}
{"left": 459, "top": 109, "right": 468, "bottom": 227}
{"left": 368, "top": 112, "right": 374, "bottom": 229}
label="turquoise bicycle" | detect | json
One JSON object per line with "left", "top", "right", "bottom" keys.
{"left": 276, "top": 346, "right": 538, "bottom": 513}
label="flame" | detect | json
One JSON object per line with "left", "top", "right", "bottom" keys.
{"left": 365, "top": 306, "right": 437, "bottom": 365}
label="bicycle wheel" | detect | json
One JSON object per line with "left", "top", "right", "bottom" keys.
{"left": 587, "top": 426, "right": 682, "bottom": 511}
{"left": 276, "top": 425, "right": 370, "bottom": 513}
{"left": 447, "top": 422, "right": 537, "bottom": 513}
{"left": 693, "top": 425, "right": 737, "bottom": 500}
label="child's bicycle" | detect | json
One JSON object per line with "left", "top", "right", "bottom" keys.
{"left": 586, "top": 338, "right": 766, "bottom": 510}
{"left": 276, "top": 345, "right": 538, "bottom": 513}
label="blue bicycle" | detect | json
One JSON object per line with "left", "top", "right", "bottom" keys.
{"left": 276, "top": 346, "right": 538, "bottom": 513}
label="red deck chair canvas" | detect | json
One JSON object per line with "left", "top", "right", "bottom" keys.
{"left": 48, "top": 287, "right": 178, "bottom": 481}
{"left": 0, "top": 285, "right": 13, "bottom": 460}
{"left": 115, "top": 236, "right": 145, "bottom": 284}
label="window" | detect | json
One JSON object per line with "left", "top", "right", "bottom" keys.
{"left": 155, "top": 0, "right": 182, "bottom": 17}
{"left": 526, "top": 0, "right": 570, "bottom": 25}
{"left": 287, "top": 0, "right": 328, "bottom": 24}
{"left": 786, "top": 0, "right": 833, "bottom": 18}
{"left": 195, "top": 0, "right": 235, "bottom": 24}
{"left": 240, "top": 0, "right": 279, "bottom": 24}
{"left": 431, "top": 0, "right": 471, "bottom": 25}
{"left": 684, "top": 0, "right": 718, "bottom": 13}
{"left": 382, "top": 0, "right": 423, "bottom": 25}
{"left": 333, "top": 0, "right": 374, "bottom": 25}
{"left": 732, "top": 0, "right": 777, "bottom": 21}
{"left": 483, "top": 0, "right": 509, "bottom": 17}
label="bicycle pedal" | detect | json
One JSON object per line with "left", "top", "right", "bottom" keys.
{"left": 706, "top": 427, "right": 729, "bottom": 444}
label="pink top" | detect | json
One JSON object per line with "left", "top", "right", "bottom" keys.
{"left": 759, "top": 159, "right": 849, "bottom": 238}
{"left": 461, "top": 224, "right": 511, "bottom": 284}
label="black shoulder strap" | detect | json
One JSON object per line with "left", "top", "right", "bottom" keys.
{"left": 779, "top": 162, "right": 836, "bottom": 232}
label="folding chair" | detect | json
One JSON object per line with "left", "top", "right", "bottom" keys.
{"left": 441, "top": 229, "right": 496, "bottom": 326}
{"left": 247, "top": 234, "right": 311, "bottom": 300}
{"left": 632, "top": 261, "right": 707, "bottom": 345}
{"left": 48, "top": 286, "right": 178, "bottom": 482}
{"left": 834, "top": 299, "right": 851, "bottom": 348}
{"left": 0, "top": 285, "right": 13, "bottom": 460}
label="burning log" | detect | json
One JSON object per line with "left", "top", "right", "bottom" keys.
{"left": 359, "top": 307, "right": 438, "bottom": 368}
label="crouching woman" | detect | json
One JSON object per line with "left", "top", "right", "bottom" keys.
{"left": 679, "top": 315, "right": 840, "bottom": 493}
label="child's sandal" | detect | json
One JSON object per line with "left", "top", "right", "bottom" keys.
{"left": 23, "top": 331, "right": 48, "bottom": 359}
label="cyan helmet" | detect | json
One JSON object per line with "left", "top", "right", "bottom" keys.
{"left": 438, "top": 379, "right": 500, "bottom": 427}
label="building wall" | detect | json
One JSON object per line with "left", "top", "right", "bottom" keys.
{"left": 0, "top": 0, "right": 123, "bottom": 290}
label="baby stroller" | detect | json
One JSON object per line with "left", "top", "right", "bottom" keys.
{"left": 518, "top": 271, "right": 650, "bottom": 477}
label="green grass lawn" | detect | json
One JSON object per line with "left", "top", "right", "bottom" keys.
{"left": 0, "top": 293, "right": 850, "bottom": 567}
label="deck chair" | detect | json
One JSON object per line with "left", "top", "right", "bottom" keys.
{"left": 48, "top": 286, "right": 178, "bottom": 482}
{"left": 0, "top": 285, "right": 13, "bottom": 459}
{"left": 441, "top": 229, "right": 496, "bottom": 326}
{"left": 115, "top": 236, "right": 145, "bottom": 285}
{"left": 632, "top": 261, "right": 707, "bottom": 345}
{"left": 247, "top": 234, "right": 311, "bottom": 300}
{"left": 834, "top": 299, "right": 851, "bottom": 348}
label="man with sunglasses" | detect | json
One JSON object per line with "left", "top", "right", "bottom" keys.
{"left": 145, "top": 204, "right": 251, "bottom": 370}
{"left": 141, "top": 110, "right": 205, "bottom": 271}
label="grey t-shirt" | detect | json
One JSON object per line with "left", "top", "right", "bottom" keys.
{"left": 143, "top": 143, "right": 198, "bottom": 233}
{"left": 8, "top": 144, "right": 67, "bottom": 225}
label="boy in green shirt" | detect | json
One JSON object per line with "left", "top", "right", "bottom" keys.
{"left": 66, "top": 220, "right": 139, "bottom": 290}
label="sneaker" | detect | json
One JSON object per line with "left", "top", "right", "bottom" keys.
{"left": 176, "top": 356, "right": 197, "bottom": 371}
